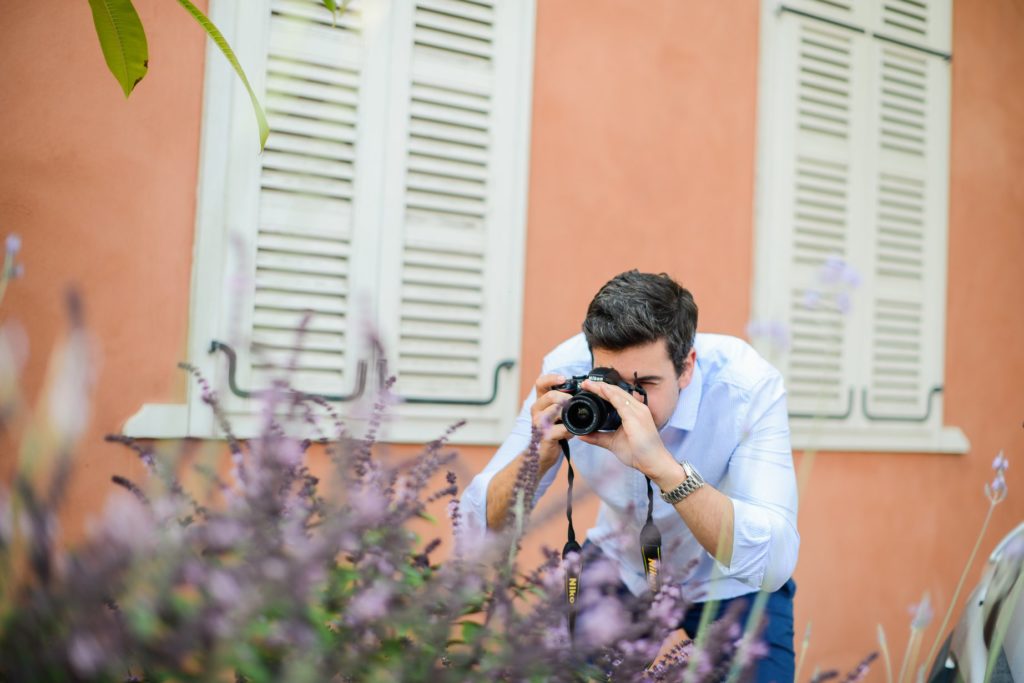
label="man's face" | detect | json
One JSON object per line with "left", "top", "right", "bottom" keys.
{"left": 591, "top": 339, "right": 696, "bottom": 430}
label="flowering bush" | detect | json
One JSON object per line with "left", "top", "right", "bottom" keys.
{"left": 0, "top": 292, "right": 785, "bottom": 682}
{"left": 0, "top": 248, "right": 892, "bottom": 682}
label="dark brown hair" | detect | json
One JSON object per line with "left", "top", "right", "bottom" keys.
{"left": 582, "top": 270, "right": 698, "bottom": 375}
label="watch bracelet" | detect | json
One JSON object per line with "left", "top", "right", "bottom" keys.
{"left": 660, "top": 464, "right": 705, "bottom": 505}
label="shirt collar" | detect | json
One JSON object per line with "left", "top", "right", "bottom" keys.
{"left": 664, "top": 359, "right": 702, "bottom": 432}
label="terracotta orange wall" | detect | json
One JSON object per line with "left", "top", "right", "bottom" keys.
{"left": 2, "top": 0, "right": 1022, "bottom": 675}
{"left": 0, "top": 3, "right": 211, "bottom": 507}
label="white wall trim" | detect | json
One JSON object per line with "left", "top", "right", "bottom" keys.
{"left": 123, "top": 404, "right": 190, "bottom": 439}
{"left": 791, "top": 423, "right": 968, "bottom": 454}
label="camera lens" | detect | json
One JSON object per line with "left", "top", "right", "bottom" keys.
{"left": 564, "top": 393, "right": 606, "bottom": 435}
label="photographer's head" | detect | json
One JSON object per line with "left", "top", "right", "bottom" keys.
{"left": 582, "top": 271, "right": 699, "bottom": 429}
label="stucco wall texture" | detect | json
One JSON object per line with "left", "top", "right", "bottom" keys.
{"left": 2, "top": 0, "right": 1022, "bottom": 673}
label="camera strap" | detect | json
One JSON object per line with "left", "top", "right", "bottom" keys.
{"left": 640, "top": 477, "right": 662, "bottom": 592}
{"left": 634, "top": 385, "right": 662, "bottom": 593}
{"left": 558, "top": 389, "right": 663, "bottom": 641}
{"left": 559, "top": 439, "right": 581, "bottom": 640}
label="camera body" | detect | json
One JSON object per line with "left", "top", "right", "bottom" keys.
{"left": 551, "top": 367, "right": 644, "bottom": 436}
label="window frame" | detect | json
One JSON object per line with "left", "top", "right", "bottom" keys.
{"left": 124, "top": 0, "right": 536, "bottom": 445}
{"left": 750, "top": 0, "right": 968, "bottom": 453}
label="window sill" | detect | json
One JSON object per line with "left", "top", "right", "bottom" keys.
{"left": 790, "top": 422, "right": 969, "bottom": 454}
{"left": 122, "top": 402, "right": 510, "bottom": 445}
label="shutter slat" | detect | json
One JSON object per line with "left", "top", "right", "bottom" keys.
{"left": 253, "top": 327, "right": 345, "bottom": 351}
{"left": 261, "top": 169, "right": 352, "bottom": 201}
{"left": 267, "top": 114, "right": 356, "bottom": 145}
{"left": 271, "top": 0, "right": 362, "bottom": 31}
{"left": 258, "top": 232, "right": 350, "bottom": 258}
{"left": 266, "top": 94, "right": 358, "bottom": 128}
{"left": 400, "top": 319, "right": 481, "bottom": 343}
{"left": 267, "top": 57, "right": 361, "bottom": 90}
{"left": 416, "top": 10, "right": 494, "bottom": 43}
{"left": 408, "top": 137, "right": 489, "bottom": 165}
{"left": 411, "top": 82, "right": 490, "bottom": 112}
{"left": 408, "top": 153, "right": 488, "bottom": 182}
{"left": 256, "top": 250, "right": 349, "bottom": 279}
{"left": 417, "top": 0, "right": 493, "bottom": 23}
{"left": 411, "top": 99, "right": 489, "bottom": 130}
{"left": 262, "top": 150, "right": 354, "bottom": 184}
{"left": 253, "top": 309, "right": 347, "bottom": 334}
{"left": 267, "top": 132, "right": 355, "bottom": 165}
{"left": 410, "top": 117, "right": 490, "bottom": 147}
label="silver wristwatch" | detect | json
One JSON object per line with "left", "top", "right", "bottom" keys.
{"left": 660, "top": 461, "right": 705, "bottom": 505}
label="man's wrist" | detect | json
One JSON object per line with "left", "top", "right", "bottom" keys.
{"left": 644, "top": 451, "right": 686, "bottom": 490}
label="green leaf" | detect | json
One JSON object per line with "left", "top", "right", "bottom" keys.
{"left": 87, "top": 0, "right": 149, "bottom": 97}
{"left": 460, "top": 620, "right": 483, "bottom": 642}
{"left": 174, "top": 0, "right": 269, "bottom": 151}
{"left": 324, "top": 0, "right": 355, "bottom": 27}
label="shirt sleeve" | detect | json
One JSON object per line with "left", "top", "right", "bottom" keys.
{"left": 458, "top": 387, "right": 564, "bottom": 545}
{"left": 713, "top": 371, "right": 800, "bottom": 592}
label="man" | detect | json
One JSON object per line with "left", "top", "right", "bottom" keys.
{"left": 460, "top": 270, "right": 799, "bottom": 681}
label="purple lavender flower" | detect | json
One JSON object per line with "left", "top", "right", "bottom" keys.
{"left": 347, "top": 582, "right": 393, "bottom": 623}
{"left": 819, "top": 254, "right": 846, "bottom": 285}
{"left": 734, "top": 633, "right": 770, "bottom": 669}
{"left": 993, "top": 451, "right": 1009, "bottom": 473}
{"left": 836, "top": 290, "right": 852, "bottom": 315}
{"left": 802, "top": 255, "right": 861, "bottom": 316}
{"left": 67, "top": 634, "right": 105, "bottom": 675}
{"left": 746, "top": 318, "right": 791, "bottom": 354}
{"left": 91, "top": 494, "right": 155, "bottom": 550}
{"left": 209, "top": 569, "right": 243, "bottom": 606}
{"left": 5, "top": 234, "right": 21, "bottom": 258}
{"left": 818, "top": 254, "right": 861, "bottom": 289}
{"left": 840, "top": 652, "right": 879, "bottom": 683}
{"left": 579, "top": 594, "right": 628, "bottom": 647}
{"left": 986, "top": 451, "right": 1010, "bottom": 503}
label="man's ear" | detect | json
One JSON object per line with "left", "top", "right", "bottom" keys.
{"left": 677, "top": 349, "right": 697, "bottom": 391}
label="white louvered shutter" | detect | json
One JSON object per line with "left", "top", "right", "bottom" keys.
{"left": 234, "top": 1, "right": 372, "bottom": 404}
{"left": 769, "top": 14, "right": 867, "bottom": 418}
{"left": 374, "top": 0, "right": 526, "bottom": 419}
{"left": 786, "top": 0, "right": 870, "bottom": 26}
{"left": 860, "top": 3, "right": 951, "bottom": 424}
{"left": 752, "top": 0, "right": 963, "bottom": 450}
{"left": 870, "top": 0, "right": 951, "bottom": 50}
{"left": 123, "top": 0, "right": 531, "bottom": 442}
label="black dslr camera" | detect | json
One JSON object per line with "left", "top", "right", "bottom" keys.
{"left": 551, "top": 367, "right": 645, "bottom": 436}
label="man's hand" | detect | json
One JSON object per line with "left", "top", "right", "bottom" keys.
{"left": 530, "top": 373, "right": 574, "bottom": 470}
{"left": 484, "top": 373, "right": 573, "bottom": 530}
{"left": 576, "top": 379, "right": 677, "bottom": 482}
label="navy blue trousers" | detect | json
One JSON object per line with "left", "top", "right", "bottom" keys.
{"left": 579, "top": 542, "right": 796, "bottom": 682}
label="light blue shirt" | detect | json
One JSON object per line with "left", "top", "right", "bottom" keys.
{"left": 461, "top": 332, "right": 799, "bottom": 600}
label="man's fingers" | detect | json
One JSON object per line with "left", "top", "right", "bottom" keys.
{"left": 533, "top": 403, "right": 570, "bottom": 442}
{"left": 538, "top": 401, "right": 562, "bottom": 427}
{"left": 545, "top": 423, "right": 570, "bottom": 443}
{"left": 535, "top": 372, "right": 568, "bottom": 394}
{"left": 582, "top": 379, "right": 633, "bottom": 410}
{"left": 578, "top": 431, "right": 612, "bottom": 449}
{"left": 532, "top": 380, "right": 571, "bottom": 415}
